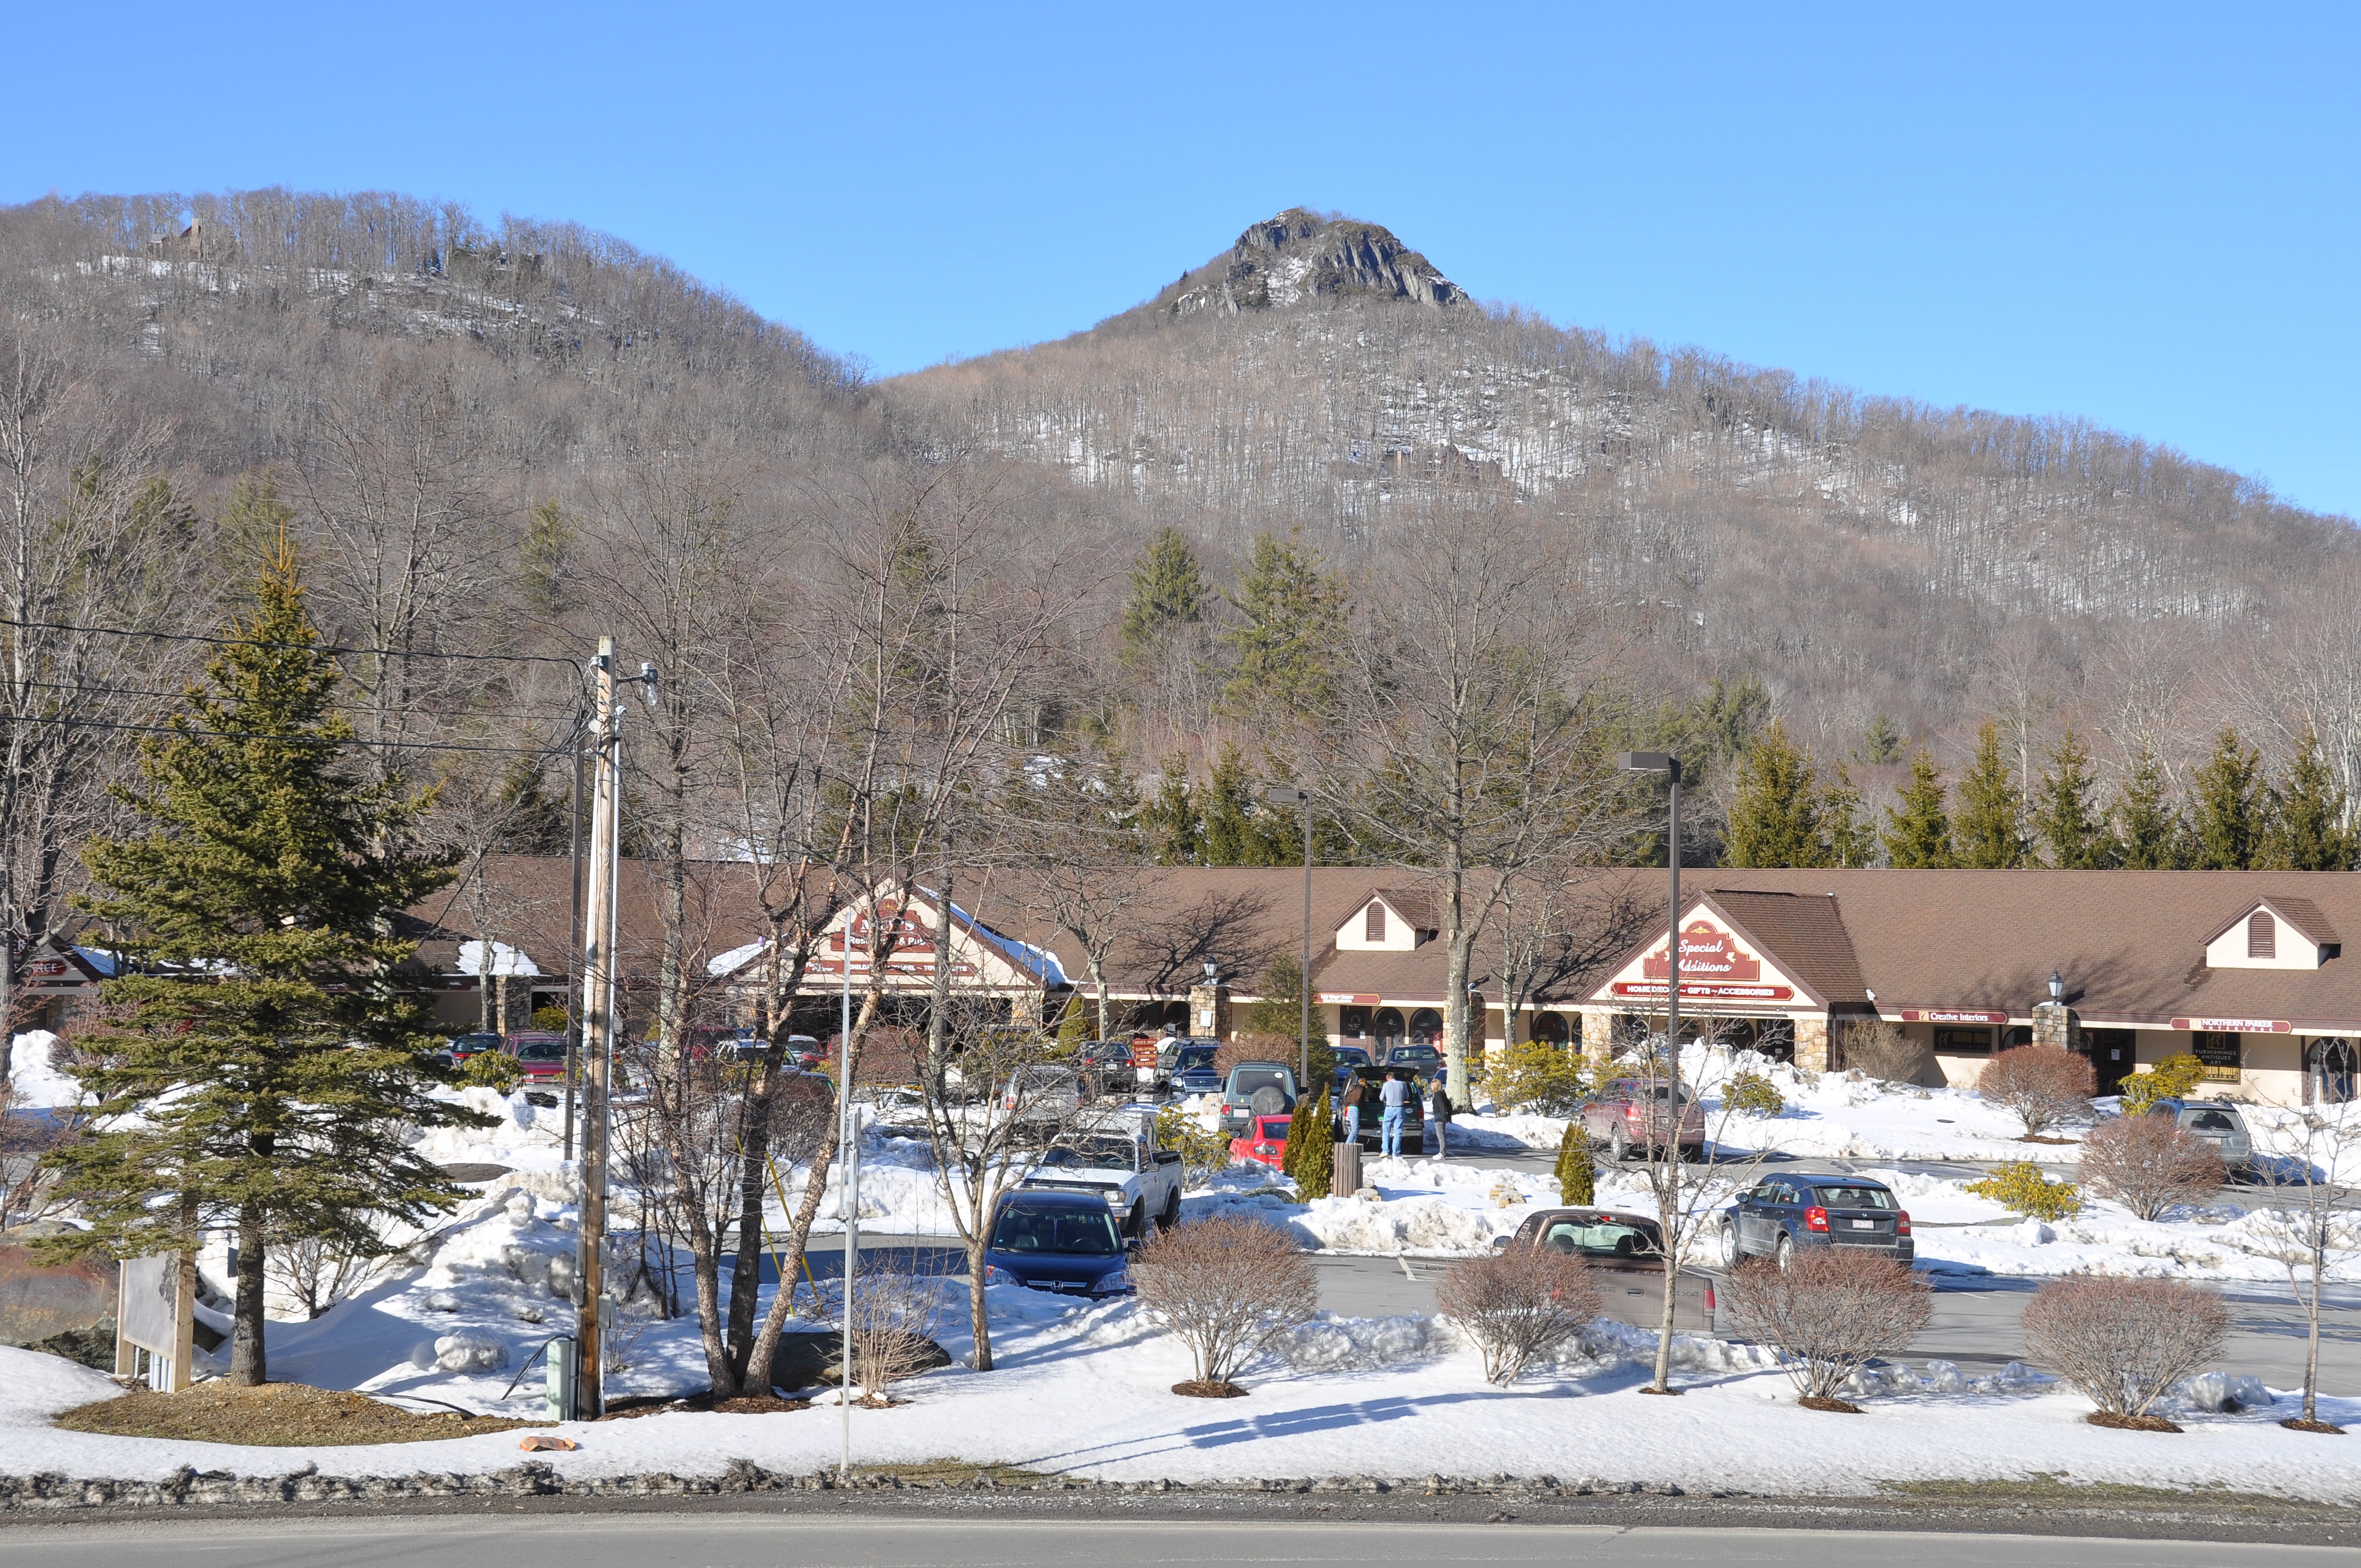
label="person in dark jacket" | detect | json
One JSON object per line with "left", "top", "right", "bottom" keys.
{"left": 1427, "top": 1072, "right": 1454, "bottom": 1156}
{"left": 1341, "top": 1072, "right": 1369, "bottom": 1147}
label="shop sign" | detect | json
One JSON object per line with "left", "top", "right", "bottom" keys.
{"left": 1612, "top": 981, "right": 1794, "bottom": 1001}
{"left": 1901, "top": 1009, "right": 2009, "bottom": 1024}
{"left": 1641, "top": 919, "right": 1763, "bottom": 984}
{"left": 809, "top": 899, "right": 981, "bottom": 980}
{"left": 1318, "top": 992, "right": 1380, "bottom": 1005}
{"left": 2169, "top": 1016, "right": 2289, "bottom": 1033}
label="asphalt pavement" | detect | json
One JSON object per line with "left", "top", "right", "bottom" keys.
{"left": 4, "top": 1517, "right": 2352, "bottom": 1568}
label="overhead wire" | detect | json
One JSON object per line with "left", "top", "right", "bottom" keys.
{"left": 0, "top": 615, "right": 590, "bottom": 669}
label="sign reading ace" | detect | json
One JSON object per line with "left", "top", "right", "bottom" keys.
{"left": 1642, "top": 919, "right": 1763, "bottom": 983}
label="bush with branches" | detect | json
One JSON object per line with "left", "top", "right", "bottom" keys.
{"left": 1435, "top": 1248, "right": 1602, "bottom": 1385}
{"left": 459, "top": 1050, "right": 521, "bottom": 1093}
{"left": 1554, "top": 1120, "right": 1594, "bottom": 1205}
{"left": 529, "top": 1005, "right": 569, "bottom": 1033}
{"left": 1718, "top": 1250, "right": 1932, "bottom": 1408}
{"left": 1977, "top": 1046, "right": 2094, "bottom": 1136}
{"left": 1478, "top": 1039, "right": 1586, "bottom": 1114}
{"left": 1840, "top": 1019, "right": 1929, "bottom": 1083}
{"left": 846, "top": 1266, "right": 948, "bottom": 1404}
{"left": 1154, "top": 1106, "right": 1232, "bottom": 1191}
{"left": 2118, "top": 1054, "right": 2207, "bottom": 1113}
{"left": 1966, "top": 1161, "right": 2082, "bottom": 1219}
{"left": 1133, "top": 1215, "right": 1317, "bottom": 1394}
{"left": 2080, "top": 1114, "right": 2224, "bottom": 1220}
{"left": 2020, "top": 1274, "right": 2228, "bottom": 1426}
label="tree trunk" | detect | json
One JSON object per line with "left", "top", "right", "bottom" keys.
{"left": 967, "top": 1230, "right": 993, "bottom": 1371}
{"left": 686, "top": 1203, "right": 736, "bottom": 1398}
{"left": 723, "top": 1062, "right": 776, "bottom": 1376}
{"left": 1442, "top": 853, "right": 1471, "bottom": 1106}
{"left": 231, "top": 1202, "right": 268, "bottom": 1385}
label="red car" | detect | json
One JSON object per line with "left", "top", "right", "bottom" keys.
{"left": 502, "top": 1032, "right": 569, "bottom": 1081}
{"left": 1229, "top": 1114, "right": 1291, "bottom": 1170}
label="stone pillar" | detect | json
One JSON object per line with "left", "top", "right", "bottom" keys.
{"left": 1188, "top": 982, "right": 1231, "bottom": 1042}
{"left": 2032, "top": 1000, "right": 2079, "bottom": 1052}
{"left": 1793, "top": 1015, "right": 1831, "bottom": 1072}
{"left": 1580, "top": 1009, "right": 1614, "bottom": 1069}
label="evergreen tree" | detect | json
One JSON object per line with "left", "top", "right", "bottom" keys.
{"left": 41, "top": 546, "right": 477, "bottom": 1384}
{"left": 1857, "top": 713, "right": 1905, "bottom": 766}
{"left": 1280, "top": 1080, "right": 1334, "bottom": 1200}
{"left": 1821, "top": 763, "right": 1876, "bottom": 868}
{"left": 1139, "top": 754, "right": 1202, "bottom": 865}
{"left": 1881, "top": 749, "right": 1955, "bottom": 869}
{"left": 1554, "top": 1119, "right": 1596, "bottom": 1205}
{"left": 1722, "top": 720, "right": 1826, "bottom": 868}
{"left": 2033, "top": 724, "right": 2113, "bottom": 869}
{"left": 2189, "top": 726, "right": 2267, "bottom": 870}
{"left": 1199, "top": 745, "right": 1293, "bottom": 866}
{"left": 2114, "top": 748, "right": 2186, "bottom": 869}
{"left": 1117, "top": 526, "right": 1212, "bottom": 668}
{"left": 1221, "top": 531, "right": 1345, "bottom": 716}
{"left": 1247, "top": 946, "right": 1331, "bottom": 1078}
{"left": 2264, "top": 728, "right": 2356, "bottom": 871}
{"left": 1954, "top": 721, "right": 2026, "bottom": 868}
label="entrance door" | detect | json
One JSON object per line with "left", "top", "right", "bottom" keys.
{"left": 2085, "top": 1029, "right": 2134, "bottom": 1097}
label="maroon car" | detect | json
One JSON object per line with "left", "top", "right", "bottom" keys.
{"left": 502, "top": 1032, "right": 569, "bottom": 1081}
{"left": 1581, "top": 1076, "right": 1707, "bottom": 1162}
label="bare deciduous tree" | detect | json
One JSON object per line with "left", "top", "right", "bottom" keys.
{"left": 2080, "top": 1113, "right": 2224, "bottom": 1222}
{"left": 1133, "top": 1215, "right": 1316, "bottom": 1393}
{"left": 1977, "top": 1046, "right": 2095, "bottom": 1136}
{"left": 2234, "top": 1110, "right": 2361, "bottom": 1430}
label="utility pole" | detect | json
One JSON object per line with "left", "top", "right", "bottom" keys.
{"left": 574, "top": 640, "right": 623, "bottom": 1419}
{"left": 1262, "top": 787, "right": 1314, "bottom": 1085}
{"left": 839, "top": 896, "right": 858, "bottom": 1475}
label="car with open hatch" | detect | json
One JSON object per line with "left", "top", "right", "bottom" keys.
{"left": 1495, "top": 1207, "right": 1718, "bottom": 1332}
{"left": 983, "top": 1188, "right": 1132, "bottom": 1296}
{"left": 1718, "top": 1173, "right": 1914, "bottom": 1266}
{"left": 1337, "top": 1064, "right": 1425, "bottom": 1151}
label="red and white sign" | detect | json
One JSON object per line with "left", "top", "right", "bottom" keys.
{"left": 1318, "top": 993, "right": 1380, "bottom": 1005}
{"left": 1901, "top": 1009, "right": 2009, "bottom": 1025}
{"left": 808, "top": 899, "right": 981, "bottom": 981}
{"left": 2169, "top": 1017, "right": 2291, "bottom": 1033}
{"left": 1612, "top": 981, "right": 1795, "bottom": 1002}
{"left": 1643, "top": 920, "right": 1762, "bottom": 984}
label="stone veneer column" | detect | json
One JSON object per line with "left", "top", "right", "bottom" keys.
{"left": 2031, "top": 1000, "right": 2080, "bottom": 1052}
{"left": 1580, "top": 1009, "right": 1614, "bottom": 1068}
{"left": 1793, "top": 1015, "right": 1831, "bottom": 1072}
{"left": 1188, "top": 982, "right": 1231, "bottom": 1042}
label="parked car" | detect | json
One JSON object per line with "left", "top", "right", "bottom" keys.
{"left": 1337, "top": 1064, "right": 1426, "bottom": 1151}
{"left": 1003, "top": 1065, "right": 1085, "bottom": 1117}
{"left": 1718, "top": 1174, "right": 1914, "bottom": 1266}
{"left": 1169, "top": 1044, "right": 1222, "bottom": 1099}
{"left": 1020, "top": 1126, "right": 1184, "bottom": 1237}
{"left": 2140, "top": 1098, "right": 2254, "bottom": 1180}
{"left": 1229, "top": 1113, "right": 1292, "bottom": 1172}
{"left": 1217, "top": 1060, "right": 1298, "bottom": 1137}
{"left": 983, "top": 1189, "right": 1132, "bottom": 1295}
{"left": 502, "top": 1032, "right": 569, "bottom": 1081}
{"left": 441, "top": 1031, "right": 503, "bottom": 1066}
{"left": 1377, "top": 1042, "right": 1441, "bottom": 1075}
{"left": 1329, "top": 1045, "right": 1373, "bottom": 1092}
{"left": 1497, "top": 1207, "right": 1718, "bottom": 1332}
{"left": 1582, "top": 1076, "right": 1707, "bottom": 1163}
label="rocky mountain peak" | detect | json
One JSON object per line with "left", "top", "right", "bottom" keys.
{"left": 1170, "top": 208, "right": 1464, "bottom": 317}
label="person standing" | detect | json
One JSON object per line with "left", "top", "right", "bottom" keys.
{"left": 1341, "top": 1070, "right": 1369, "bottom": 1148}
{"left": 1378, "top": 1069, "right": 1409, "bottom": 1157}
{"left": 1427, "top": 1071, "right": 1454, "bottom": 1157}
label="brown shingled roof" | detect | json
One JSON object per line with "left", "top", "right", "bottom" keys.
{"left": 1704, "top": 890, "right": 1870, "bottom": 1008}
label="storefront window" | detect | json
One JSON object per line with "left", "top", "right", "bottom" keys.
{"left": 2305, "top": 1038, "right": 2354, "bottom": 1105}
{"left": 1373, "top": 1008, "right": 1403, "bottom": 1048}
{"left": 1531, "top": 1011, "right": 1569, "bottom": 1046}
{"left": 2193, "top": 1031, "right": 2243, "bottom": 1083}
{"left": 1408, "top": 1008, "right": 1442, "bottom": 1047}
{"left": 1933, "top": 1027, "right": 1993, "bottom": 1055}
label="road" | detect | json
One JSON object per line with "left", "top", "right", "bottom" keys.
{"left": 6, "top": 1517, "right": 2354, "bottom": 1568}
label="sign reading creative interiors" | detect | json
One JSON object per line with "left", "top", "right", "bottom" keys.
{"left": 1900, "top": 1009, "right": 2010, "bottom": 1025}
{"left": 1612, "top": 919, "right": 1793, "bottom": 1002}
{"left": 2169, "top": 1016, "right": 2291, "bottom": 1033}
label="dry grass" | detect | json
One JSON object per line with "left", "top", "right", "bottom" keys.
{"left": 53, "top": 1379, "right": 544, "bottom": 1446}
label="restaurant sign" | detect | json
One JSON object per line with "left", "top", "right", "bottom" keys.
{"left": 1318, "top": 993, "right": 1380, "bottom": 1005}
{"left": 2169, "top": 1016, "right": 2290, "bottom": 1033}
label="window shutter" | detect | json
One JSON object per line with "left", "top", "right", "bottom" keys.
{"left": 2248, "top": 910, "right": 2276, "bottom": 960}
{"left": 1366, "top": 902, "right": 1385, "bottom": 942}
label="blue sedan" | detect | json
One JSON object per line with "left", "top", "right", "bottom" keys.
{"left": 983, "top": 1189, "right": 1132, "bottom": 1297}
{"left": 1718, "top": 1174, "right": 1914, "bottom": 1266}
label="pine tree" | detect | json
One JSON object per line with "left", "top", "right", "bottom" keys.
{"left": 1555, "top": 1119, "right": 1595, "bottom": 1205}
{"left": 1117, "top": 526, "right": 1212, "bottom": 668}
{"left": 41, "top": 545, "right": 477, "bottom": 1384}
{"left": 2190, "top": 726, "right": 2267, "bottom": 870}
{"left": 1281, "top": 1081, "right": 1335, "bottom": 1200}
{"left": 2033, "top": 724, "right": 2113, "bottom": 869}
{"left": 1882, "top": 749, "right": 1955, "bottom": 869}
{"left": 2114, "top": 748, "right": 2186, "bottom": 869}
{"left": 1723, "top": 720, "right": 1826, "bottom": 868}
{"left": 1954, "top": 721, "right": 2026, "bottom": 868}
{"left": 1821, "top": 763, "right": 1876, "bottom": 868}
{"left": 1221, "top": 531, "right": 1345, "bottom": 716}
{"left": 2264, "top": 728, "right": 2356, "bottom": 871}
{"left": 1857, "top": 713, "right": 1904, "bottom": 766}
{"left": 1139, "top": 754, "right": 1202, "bottom": 865}
{"left": 1199, "top": 745, "right": 1293, "bottom": 865}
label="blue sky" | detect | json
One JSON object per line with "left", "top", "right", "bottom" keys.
{"left": 9, "top": 3, "right": 2355, "bottom": 518}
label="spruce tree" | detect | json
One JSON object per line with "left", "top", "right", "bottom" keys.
{"left": 43, "top": 546, "right": 477, "bottom": 1384}
{"left": 1221, "top": 531, "right": 1345, "bottom": 717}
{"left": 2264, "top": 728, "right": 2356, "bottom": 871}
{"left": 1953, "top": 721, "right": 2025, "bottom": 868}
{"left": 2033, "top": 724, "right": 2113, "bottom": 868}
{"left": 1857, "top": 714, "right": 1904, "bottom": 766}
{"left": 1199, "top": 745, "right": 1292, "bottom": 865}
{"left": 2114, "top": 748, "right": 2186, "bottom": 869}
{"left": 1281, "top": 1082, "right": 1334, "bottom": 1200}
{"left": 1821, "top": 764, "right": 1876, "bottom": 868}
{"left": 1139, "top": 754, "right": 1202, "bottom": 865}
{"left": 1882, "top": 749, "right": 1955, "bottom": 869}
{"left": 1117, "top": 526, "right": 1212, "bottom": 668}
{"left": 1555, "top": 1119, "right": 1595, "bottom": 1204}
{"left": 1723, "top": 720, "right": 1825, "bottom": 868}
{"left": 2190, "top": 726, "right": 2267, "bottom": 870}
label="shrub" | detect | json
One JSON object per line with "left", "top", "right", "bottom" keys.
{"left": 1841, "top": 1019, "right": 1930, "bottom": 1083}
{"left": 1966, "top": 1161, "right": 2082, "bottom": 1219}
{"left": 1977, "top": 1045, "right": 2095, "bottom": 1135}
{"left": 529, "top": 1005, "right": 569, "bottom": 1033}
{"left": 1554, "top": 1119, "right": 1595, "bottom": 1205}
{"left": 459, "top": 1050, "right": 521, "bottom": 1092}
{"left": 846, "top": 1266, "right": 948, "bottom": 1403}
{"left": 1281, "top": 1084, "right": 1335, "bottom": 1200}
{"left": 1479, "top": 1038, "right": 1586, "bottom": 1114}
{"left": 1134, "top": 1216, "right": 1318, "bottom": 1392}
{"left": 2080, "top": 1113, "right": 2224, "bottom": 1221}
{"left": 1153, "top": 1106, "right": 1230, "bottom": 1192}
{"left": 1719, "top": 1250, "right": 1933, "bottom": 1405}
{"left": 1214, "top": 1032, "right": 1297, "bottom": 1082}
{"left": 2118, "top": 1053, "right": 2207, "bottom": 1114}
{"left": 1434, "top": 1247, "right": 1602, "bottom": 1385}
{"left": 2020, "top": 1274, "right": 2228, "bottom": 1422}
{"left": 1721, "top": 1070, "right": 1785, "bottom": 1118}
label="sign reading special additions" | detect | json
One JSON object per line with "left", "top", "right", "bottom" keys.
{"left": 1316, "top": 993, "right": 1380, "bottom": 1005}
{"left": 2169, "top": 1017, "right": 2291, "bottom": 1033}
{"left": 1642, "top": 919, "right": 1764, "bottom": 984}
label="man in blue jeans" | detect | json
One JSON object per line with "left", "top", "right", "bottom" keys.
{"left": 1378, "top": 1069, "right": 1410, "bottom": 1157}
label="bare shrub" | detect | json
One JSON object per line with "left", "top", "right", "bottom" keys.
{"left": 1434, "top": 1248, "right": 1602, "bottom": 1385}
{"left": 1977, "top": 1046, "right": 2095, "bottom": 1136}
{"left": 1719, "top": 1250, "right": 1933, "bottom": 1406}
{"left": 1841, "top": 1020, "right": 1930, "bottom": 1084}
{"left": 2020, "top": 1275, "right": 2228, "bottom": 1422}
{"left": 1214, "top": 1032, "right": 1296, "bottom": 1082}
{"left": 2081, "top": 1115, "right": 2224, "bottom": 1221}
{"left": 847, "top": 1267, "right": 947, "bottom": 1403}
{"left": 1133, "top": 1216, "right": 1317, "bottom": 1392}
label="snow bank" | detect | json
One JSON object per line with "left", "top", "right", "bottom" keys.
{"left": 0, "top": 1345, "right": 121, "bottom": 1423}
{"left": 1278, "top": 1313, "right": 1457, "bottom": 1371}
{"left": 7, "top": 1030, "right": 84, "bottom": 1110}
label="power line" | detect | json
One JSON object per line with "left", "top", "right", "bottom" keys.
{"left": 6, "top": 677, "right": 585, "bottom": 724}
{"left": 0, "top": 616, "right": 588, "bottom": 670}
{"left": 42, "top": 714, "right": 583, "bottom": 758}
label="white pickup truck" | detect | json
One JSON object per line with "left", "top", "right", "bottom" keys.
{"left": 1018, "top": 1125, "right": 1185, "bottom": 1240}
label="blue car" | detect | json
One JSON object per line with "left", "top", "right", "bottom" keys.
{"left": 983, "top": 1189, "right": 1132, "bottom": 1297}
{"left": 1717, "top": 1173, "right": 1914, "bottom": 1266}
{"left": 1330, "top": 1045, "right": 1372, "bottom": 1093}
{"left": 1169, "top": 1044, "right": 1222, "bottom": 1099}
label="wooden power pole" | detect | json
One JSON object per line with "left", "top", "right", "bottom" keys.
{"left": 573, "top": 640, "right": 623, "bottom": 1418}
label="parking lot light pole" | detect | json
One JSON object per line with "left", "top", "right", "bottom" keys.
{"left": 1262, "top": 787, "right": 1313, "bottom": 1083}
{"left": 1618, "top": 752, "right": 1682, "bottom": 1072}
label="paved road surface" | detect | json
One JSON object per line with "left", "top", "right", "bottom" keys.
{"left": 5, "top": 1518, "right": 2351, "bottom": 1568}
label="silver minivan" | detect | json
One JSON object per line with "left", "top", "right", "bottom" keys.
{"left": 2145, "top": 1098, "right": 2253, "bottom": 1180}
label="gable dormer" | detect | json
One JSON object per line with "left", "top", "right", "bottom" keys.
{"left": 2204, "top": 897, "right": 2341, "bottom": 971}
{"left": 1336, "top": 889, "right": 1438, "bottom": 951}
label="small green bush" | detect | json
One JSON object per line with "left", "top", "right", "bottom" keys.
{"left": 1479, "top": 1038, "right": 1587, "bottom": 1114}
{"left": 1555, "top": 1119, "right": 1595, "bottom": 1205}
{"left": 2117, "top": 1053, "right": 2206, "bottom": 1113}
{"left": 459, "top": 1050, "right": 521, "bottom": 1093}
{"left": 1966, "top": 1160, "right": 2081, "bottom": 1219}
{"left": 1721, "top": 1070, "right": 1785, "bottom": 1118}
{"left": 529, "top": 1005, "right": 569, "bottom": 1033}
{"left": 1282, "top": 1086, "right": 1335, "bottom": 1200}
{"left": 1155, "top": 1105, "right": 1231, "bottom": 1191}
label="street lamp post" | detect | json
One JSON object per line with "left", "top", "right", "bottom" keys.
{"left": 1262, "top": 787, "right": 1314, "bottom": 1084}
{"left": 1617, "top": 751, "right": 1683, "bottom": 1069}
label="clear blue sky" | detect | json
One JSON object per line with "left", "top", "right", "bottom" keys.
{"left": 9, "top": 3, "right": 2355, "bottom": 518}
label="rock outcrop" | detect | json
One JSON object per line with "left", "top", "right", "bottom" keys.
{"left": 1173, "top": 209, "right": 1463, "bottom": 317}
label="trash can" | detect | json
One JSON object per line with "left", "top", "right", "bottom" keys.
{"left": 1331, "top": 1141, "right": 1362, "bottom": 1197}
